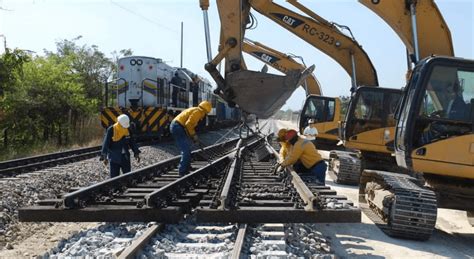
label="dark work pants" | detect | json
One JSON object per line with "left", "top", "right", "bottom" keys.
{"left": 109, "top": 158, "right": 131, "bottom": 178}
{"left": 310, "top": 161, "right": 327, "bottom": 185}
{"left": 294, "top": 161, "right": 327, "bottom": 185}
{"left": 170, "top": 121, "right": 191, "bottom": 176}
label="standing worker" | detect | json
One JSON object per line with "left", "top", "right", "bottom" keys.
{"left": 303, "top": 118, "right": 318, "bottom": 141}
{"left": 277, "top": 129, "right": 327, "bottom": 185}
{"left": 100, "top": 114, "right": 141, "bottom": 178}
{"left": 170, "top": 100, "right": 212, "bottom": 176}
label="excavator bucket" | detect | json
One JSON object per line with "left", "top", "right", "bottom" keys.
{"left": 226, "top": 65, "right": 314, "bottom": 119}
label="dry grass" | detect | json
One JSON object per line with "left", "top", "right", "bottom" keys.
{"left": 0, "top": 119, "right": 104, "bottom": 161}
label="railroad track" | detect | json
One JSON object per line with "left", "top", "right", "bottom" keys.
{"left": 19, "top": 136, "right": 254, "bottom": 222}
{"left": 196, "top": 137, "right": 359, "bottom": 223}
{"left": 0, "top": 123, "right": 245, "bottom": 178}
{"left": 91, "top": 221, "right": 334, "bottom": 258}
{"left": 20, "top": 131, "right": 359, "bottom": 223}
{"left": 0, "top": 146, "right": 102, "bottom": 178}
{"left": 22, "top": 129, "right": 358, "bottom": 258}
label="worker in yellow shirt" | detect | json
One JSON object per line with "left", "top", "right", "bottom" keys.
{"left": 170, "top": 101, "right": 212, "bottom": 176}
{"left": 276, "top": 128, "right": 290, "bottom": 162}
{"left": 279, "top": 129, "right": 327, "bottom": 185}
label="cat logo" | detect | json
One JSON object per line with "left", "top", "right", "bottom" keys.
{"left": 261, "top": 53, "right": 274, "bottom": 63}
{"left": 283, "top": 15, "right": 296, "bottom": 26}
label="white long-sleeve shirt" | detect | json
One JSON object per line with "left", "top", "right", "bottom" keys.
{"left": 303, "top": 126, "right": 318, "bottom": 140}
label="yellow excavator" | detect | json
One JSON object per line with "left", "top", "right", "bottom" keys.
{"left": 199, "top": 1, "right": 473, "bottom": 239}
{"left": 238, "top": 0, "right": 405, "bottom": 182}
{"left": 197, "top": 0, "right": 315, "bottom": 118}
{"left": 197, "top": 0, "right": 380, "bottom": 119}
{"left": 199, "top": 0, "right": 389, "bottom": 155}
{"left": 354, "top": 0, "right": 474, "bottom": 240}
{"left": 242, "top": 38, "right": 342, "bottom": 149}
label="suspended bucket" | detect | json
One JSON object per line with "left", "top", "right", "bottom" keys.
{"left": 224, "top": 65, "right": 314, "bottom": 119}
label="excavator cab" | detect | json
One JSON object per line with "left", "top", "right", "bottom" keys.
{"left": 299, "top": 95, "right": 341, "bottom": 147}
{"left": 342, "top": 87, "right": 402, "bottom": 153}
{"left": 395, "top": 56, "right": 474, "bottom": 176}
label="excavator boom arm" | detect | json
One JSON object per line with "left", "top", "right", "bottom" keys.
{"left": 360, "top": 0, "right": 454, "bottom": 59}
{"left": 242, "top": 38, "right": 322, "bottom": 95}
{"left": 199, "top": 0, "right": 313, "bottom": 118}
{"left": 249, "top": 0, "right": 379, "bottom": 87}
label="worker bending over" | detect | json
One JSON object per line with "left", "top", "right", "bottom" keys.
{"left": 170, "top": 101, "right": 212, "bottom": 176}
{"left": 101, "top": 114, "right": 141, "bottom": 178}
{"left": 277, "top": 128, "right": 290, "bottom": 161}
{"left": 279, "top": 129, "right": 327, "bottom": 185}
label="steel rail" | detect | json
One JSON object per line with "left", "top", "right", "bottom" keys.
{"left": 218, "top": 139, "right": 243, "bottom": 209}
{"left": 0, "top": 139, "right": 160, "bottom": 177}
{"left": 146, "top": 136, "right": 264, "bottom": 208}
{"left": 62, "top": 138, "right": 240, "bottom": 208}
{"left": 265, "top": 138, "right": 317, "bottom": 210}
{"left": 0, "top": 146, "right": 100, "bottom": 170}
{"left": 290, "top": 170, "right": 317, "bottom": 211}
{"left": 231, "top": 224, "right": 248, "bottom": 259}
{"left": 117, "top": 223, "right": 164, "bottom": 259}
{"left": 145, "top": 152, "right": 234, "bottom": 208}
{"left": 0, "top": 148, "right": 101, "bottom": 177}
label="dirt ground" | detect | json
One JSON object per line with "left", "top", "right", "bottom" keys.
{"left": 321, "top": 177, "right": 474, "bottom": 259}
{"left": 0, "top": 222, "right": 98, "bottom": 258}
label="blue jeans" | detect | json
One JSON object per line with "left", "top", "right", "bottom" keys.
{"left": 110, "top": 159, "right": 131, "bottom": 178}
{"left": 170, "top": 121, "right": 191, "bottom": 176}
{"left": 310, "top": 161, "right": 327, "bottom": 185}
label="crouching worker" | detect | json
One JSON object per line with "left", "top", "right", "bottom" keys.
{"left": 278, "top": 129, "right": 327, "bottom": 185}
{"left": 100, "top": 114, "right": 141, "bottom": 178}
{"left": 170, "top": 101, "right": 212, "bottom": 176}
{"left": 276, "top": 128, "right": 290, "bottom": 162}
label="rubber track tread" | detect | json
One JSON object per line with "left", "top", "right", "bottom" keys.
{"left": 361, "top": 170, "right": 437, "bottom": 240}
{"left": 330, "top": 151, "right": 361, "bottom": 185}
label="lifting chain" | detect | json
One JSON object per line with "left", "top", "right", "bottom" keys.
{"left": 239, "top": 112, "right": 254, "bottom": 139}
{"left": 255, "top": 117, "right": 260, "bottom": 133}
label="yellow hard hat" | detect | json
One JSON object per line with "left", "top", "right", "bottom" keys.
{"left": 277, "top": 128, "right": 288, "bottom": 142}
{"left": 199, "top": 100, "right": 212, "bottom": 113}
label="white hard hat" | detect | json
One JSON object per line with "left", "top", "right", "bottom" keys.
{"left": 117, "top": 114, "right": 130, "bottom": 128}
{"left": 308, "top": 118, "right": 315, "bottom": 123}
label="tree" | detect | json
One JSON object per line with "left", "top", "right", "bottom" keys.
{"left": 339, "top": 95, "right": 351, "bottom": 118}
{"left": 0, "top": 39, "right": 133, "bottom": 153}
{"left": 45, "top": 37, "right": 115, "bottom": 108}
{"left": 3, "top": 55, "right": 95, "bottom": 144}
{"left": 0, "top": 49, "right": 30, "bottom": 96}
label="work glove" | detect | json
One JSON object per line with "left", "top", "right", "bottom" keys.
{"left": 134, "top": 153, "right": 141, "bottom": 163}
{"left": 99, "top": 155, "right": 108, "bottom": 166}
{"left": 272, "top": 163, "right": 283, "bottom": 174}
{"left": 192, "top": 135, "right": 199, "bottom": 143}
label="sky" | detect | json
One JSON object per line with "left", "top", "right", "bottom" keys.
{"left": 0, "top": 0, "right": 473, "bottom": 111}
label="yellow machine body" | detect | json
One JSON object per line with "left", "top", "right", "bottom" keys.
{"left": 411, "top": 134, "right": 474, "bottom": 179}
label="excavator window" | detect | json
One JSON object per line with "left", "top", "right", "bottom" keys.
{"left": 345, "top": 88, "right": 402, "bottom": 137}
{"left": 415, "top": 65, "right": 473, "bottom": 148}
{"left": 299, "top": 96, "right": 336, "bottom": 131}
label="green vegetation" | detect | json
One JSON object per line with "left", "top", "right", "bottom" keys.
{"left": 0, "top": 37, "right": 131, "bottom": 160}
